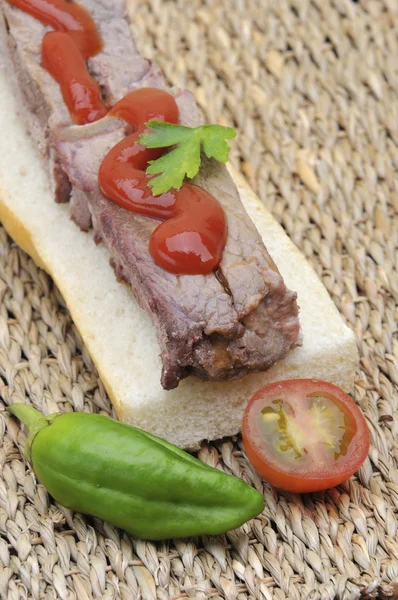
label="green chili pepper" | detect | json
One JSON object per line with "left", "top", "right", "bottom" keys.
{"left": 7, "top": 404, "right": 264, "bottom": 540}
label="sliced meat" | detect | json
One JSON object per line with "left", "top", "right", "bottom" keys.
{"left": 70, "top": 188, "right": 92, "bottom": 232}
{"left": 192, "top": 279, "right": 300, "bottom": 381}
{"left": 0, "top": 0, "right": 301, "bottom": 389}
{"left": 195, "top": 158, "right": 280, "bottom": 318}
{"left": 55, "top": 117, "right": 128, "bottom": 191}
{"left": 56, "top": 120, "right": 246, "bottom": 387}
{"left": 173, "top": 88, "right": 203, "bottom": 128}
{"left": 56, "top": 118, "right": 299, "bottom": 388}
{"left": 90, "top": 196, "right": 245, "bottom": 389}
{"left": 80, "top": 0, "right": 165, "bottom": 103}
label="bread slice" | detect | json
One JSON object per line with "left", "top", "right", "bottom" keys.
{"left": 0, "top": 68, "right": 358, "bottom": 449}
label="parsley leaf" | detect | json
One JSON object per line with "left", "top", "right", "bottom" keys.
{"left": 139, "top": 121, "right": 236, "bottom": 195}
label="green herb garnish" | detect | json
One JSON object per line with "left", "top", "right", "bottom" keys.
{"left": 139, "top": 121, "right": 236, "bottom": 195}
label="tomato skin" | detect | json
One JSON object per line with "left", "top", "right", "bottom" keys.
{"left": 242, "top": 379, "right": 370, "bottom": 494}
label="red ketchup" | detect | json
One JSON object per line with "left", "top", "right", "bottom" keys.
{"left": 6, "top": 0, "right": 103, "bottom": 58}
{"left": 42, "top": 32, "right": 107, "bottom": 125}
{"left": 99, "top": 88, "right": 227, "bottom": 275}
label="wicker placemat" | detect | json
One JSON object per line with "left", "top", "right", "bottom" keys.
{"left": 1, "top": 0, "right": 397, "bottom": 598}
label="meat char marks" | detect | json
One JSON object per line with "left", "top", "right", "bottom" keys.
{"left": 0, "top": 0, "right": 301, "bottom": 389}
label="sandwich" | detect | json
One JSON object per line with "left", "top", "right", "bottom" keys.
{"left": 0, "top": 0, "right": 358, "bottom": 449}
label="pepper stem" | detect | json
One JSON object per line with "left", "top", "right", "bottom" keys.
{"left": 7, "top": 404, "right": 46, "bottom": 429}
{"left": 7, "top": 404, "right": 51, "bottom": 462}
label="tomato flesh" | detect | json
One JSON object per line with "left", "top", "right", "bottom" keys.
{"left": 242, "top": 379, "right": 370, "bottom": 493}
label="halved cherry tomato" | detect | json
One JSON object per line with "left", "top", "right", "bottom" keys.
{"left": 242, "top": 379, "right": 370, "bottom": 493}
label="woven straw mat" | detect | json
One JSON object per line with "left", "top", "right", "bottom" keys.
{"left": 0, "top": 0, "right": 397, "bottom": 598}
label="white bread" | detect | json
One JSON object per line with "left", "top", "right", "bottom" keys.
{"left": 0, "top": 67, "right": 358, "bottom": 449}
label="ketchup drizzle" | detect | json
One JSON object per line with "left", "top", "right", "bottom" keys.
{"left": 7, "top": 0, "right": 228, "bottom": 276}
{"left": 6, "top": 0, "right": 103, "bottom": 58}
{"left": 42, "top": 32, "right": 107, "bottom": 125}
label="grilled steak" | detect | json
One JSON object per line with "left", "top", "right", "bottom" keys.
{"left": 0, "top": 0, "right": 301, "bottom": 389}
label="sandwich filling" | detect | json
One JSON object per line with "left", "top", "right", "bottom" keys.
{"left": 0, "top": 0, "right": 301, "bottom": 389}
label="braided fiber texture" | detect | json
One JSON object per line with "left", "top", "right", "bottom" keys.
{"left": 1, "top": 0, "right": 398, "bottom": 598}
